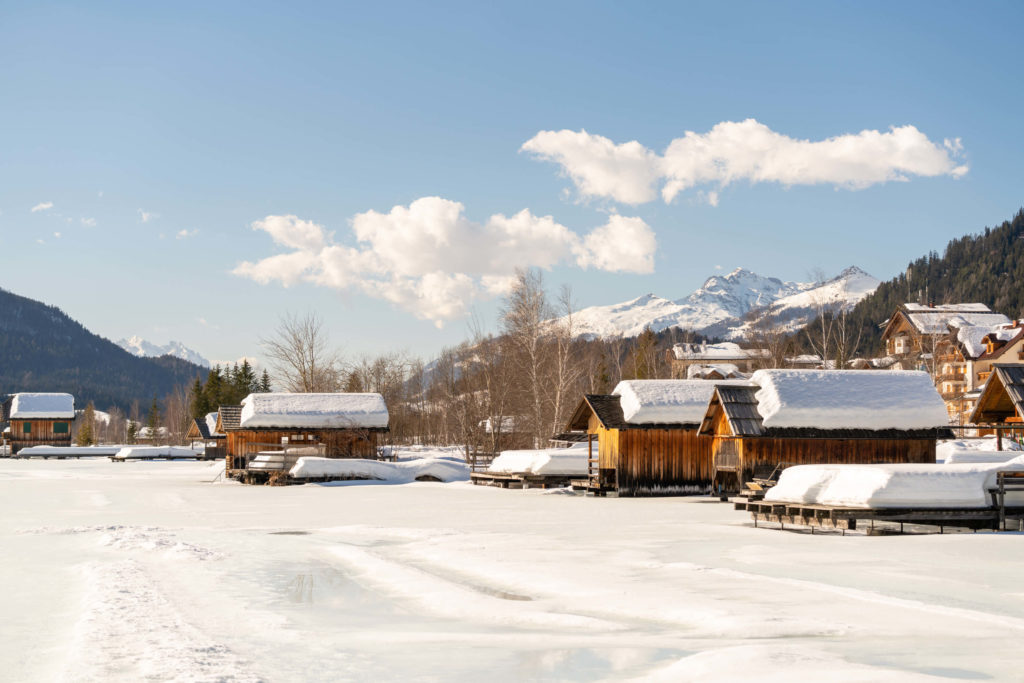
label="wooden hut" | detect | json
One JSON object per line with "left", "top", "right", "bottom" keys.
{"left": 7, "top": 393, "right": 75, "bottom": 454}
{"left": 224, "top": 393, "right": 389, "bottom": 475}
{"left": 699, "top": 369, "right": 952, "bottom": 491}
{"left": 186, "top": 411, "right": 226, "bottom": 459}
{"left": 969, "top": 364, "right": 1024, "bottom": 446}
{"left": 566, "top": 379, "right": 748, "bottom": 496}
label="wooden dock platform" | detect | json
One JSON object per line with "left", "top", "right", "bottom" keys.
{"left": 470, "top": 472, "right": 575, "bottom": 490}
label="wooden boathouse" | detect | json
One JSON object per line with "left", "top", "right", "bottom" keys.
{"left": 699, "top": 369, "right": 953, "bottom": 491}
{"left": 566, "top": 379, "right": 748, "bottom": 496}
{"left": 186, "top": 411, "right": 226, "bottom": 460}
{"left": 969, "top": 363, "right": 1024, "bottom": 444}
{"left": 5, "top": 393, "right": 75, "bottom": 455}
{"left": 224, "top": 392, "right": 390, "bottom": 478}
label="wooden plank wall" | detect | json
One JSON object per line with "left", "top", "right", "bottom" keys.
{"left": 736, "top": 437, "right": 936, "bottom": 483}
{"left": 227, "top": 429, "right": 378, "bottom": 460}
{"left": 10, "top": 419, "right": 73, "bottom": 453}
{"left": 615, "top": 428, "right": 714, "bottom": 496}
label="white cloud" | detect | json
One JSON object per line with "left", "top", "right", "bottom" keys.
{"left": 53, "top": 232, "right": 61, "bottom": 239}
{"left": 176, "top": 228, "right": 199, "bottom": 239}
{"left": 522, "top": 119, "right": 968, "bottom": 205}
{"left": 233, "top": 197, "right": 657, "bottom": 326}
{"left": 521, "top": 129, "right": 661, "bottom": 204}
{"left": 138, "top": 209, "right": 158, "bottom": 223}
{"left": 31, "top": 201, "right": 54, "bottom": 213}
{"left": 80, "top": 217, "right": 96, "bottom": 227}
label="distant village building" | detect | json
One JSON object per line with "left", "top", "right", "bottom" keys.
{"left": 5, "top": 393, "right": 75, "bottom": 454}
{"left": 224, "top": 393, "right": 389, "bottom": 474}
{"left": 881, "top": 303, "right": 1014, "bottom": 423}
{"left": 698, "top": 370, "right": 952, "bottom": 490}
{"left": 669, "top": 342, "right": 768, "bottom": 378}
{"left": 566, "top": 379, "right": 748, "bottom": 496}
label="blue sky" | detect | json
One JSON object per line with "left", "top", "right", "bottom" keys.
{"left": 2, "top": 1, "right": 1022, "bottom": 365}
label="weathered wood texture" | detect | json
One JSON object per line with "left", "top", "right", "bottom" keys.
{"left": 616, "top": 428, "right": 714, "bottom": 496}
{"left": 10, "top": 419, "right": 73, "bottom": 454}
{"left": 225, "top": 429, "right": 379, "bottom": 471}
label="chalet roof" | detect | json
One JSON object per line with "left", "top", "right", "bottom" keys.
{"left": 699, "top": 383, "right": 952, "bottom": 439}
{"left": 567, "top": 394, "right": 699, "bottom": 432}
{"left": 891, "top": 303, "right": 1010, "bottom": 336}
{"left": 238, "top": 392, "right": 389, "bottom": 429}
{"left": 978, "top": 327, "right": 1024, "bottom": 362}
{"left": 612, "top": 379, "right": 752, "bottom": 425}
{"left": 671, "top": 341, "right": 768, "bottom": 361}
{"left": 550, "top": 431, "right": 589, "bottom": 443}
{"left": 217, "top": 405, "right": 242, "bottom": 432}
{"left": 970, "top": 364, "right": 1024, "bottom": 424}
{"left": 189, "top": 417, "right": 213, "bottom": 440}
{"left": 10, "top": 393, "right": 75, "bottom": 419}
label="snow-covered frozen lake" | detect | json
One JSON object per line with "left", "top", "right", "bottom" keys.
{"left": 2, "top": 458, "right": 1023, "bottom": 682}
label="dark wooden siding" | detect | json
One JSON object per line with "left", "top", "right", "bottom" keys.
{"left": 10, "top": 419, "right": 73, "bottom": 453}
{"left": 616, "top": 428, "right": 714, "bottom": 496}
{"left": 226, "top": 429, "right": 379, "bottom": 470}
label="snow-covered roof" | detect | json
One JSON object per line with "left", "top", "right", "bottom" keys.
{"left": 686, "top": 363, "right": 743, "bottom": 379}
{"left": 10, "top": 393, "right": 75, "bottom": 419}
{"left": 613, "top": 379, "right": 752, "bottom": 425}
{"left": 671, "top": 342, "right": 768, "bottom": 361}
{"left": 205, "top": 412, "right": 222, "bottom": 437}
{"left": 901, "top": 304, "right": 1010, "bottom": 335}
{"left": 238, "top": 393, "right": 389, "bottom": 429}
{"left": 749, "top": 370, "right": 949, "bottom": 430}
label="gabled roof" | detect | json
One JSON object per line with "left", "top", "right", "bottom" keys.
{"left": 238, "top": 392, "right": 389, "bottom": 430}
{"left": 10, "top": 393, "right": 75, "bottom": 419}
{"left": 187, "top": 417, "right": 213, "bottom": 440}
{"left": 699, "top": 384, "right": 765, "bottom": 436}
{"left": 566, "top": 394, "right": 700, "bottom": 432}
{"left": 884, "top": 303, "right": 1010, "bottom": 338}
{"left": 217, "top": 405, "right": 242, "bottom": 432}
{"left": 970, "top": 364, "right": 1024, "bottom": 424}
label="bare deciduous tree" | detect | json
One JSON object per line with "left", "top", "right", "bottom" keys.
{"left": 260, "top": 312, "right": 342, "bottom": 392}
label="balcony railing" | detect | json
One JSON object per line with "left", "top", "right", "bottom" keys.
{"left": 937, "top": 373, "right": 966, "bottom": 382}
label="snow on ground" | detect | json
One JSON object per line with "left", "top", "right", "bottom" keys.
{"left": 488, "top": 443, "right": 589, "bottom": 476}
{"left": 113, "top": 445, "right": 203, "bottom": 459}
{"left": 938, "top": 437, "right": 1024, "bottom": 464}
{"left": 4, "top": 459, "right": 1024, "bottom": 681}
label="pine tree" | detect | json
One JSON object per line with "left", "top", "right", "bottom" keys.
{"left": 146, "top": 395, "right": 161, "bottom": 443}
{"left": 190, "top": 377, "right": 207, "bottom": 419}
{"left": 76, "top": 401, "right": 96, "bottom": 446}
{"left": 126, "top": 421, "right": 138, "bottom": 444}
{"left": 258, "top": 369, "right": 272, "bottom": 392}
{"left": 237, "top": 360, "right": 257, "bottom": 396}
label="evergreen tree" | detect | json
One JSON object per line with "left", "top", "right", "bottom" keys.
{"left": 146, "top": 395, "right": 161, "bottom": 442}
{"left": 237, "top": 360, "right": 258, "bottom": 396}
{"left": 189, "top": 377, "right": 207, "bottom": 419}
{"left": 258, "top": 369, "right": 272, "bottom": 392}
{"left": 126, "top": 421, "right": 138, "bottom": 444}
{"left": 76, "top": 401, "right": 96, "bottom": 446}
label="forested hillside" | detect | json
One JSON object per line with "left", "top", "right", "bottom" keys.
{"left": 0, "top": 287, "right": 205, "bottom": 410}
{"left": 812, "top": 208, "right": 1024, "bottom": 355}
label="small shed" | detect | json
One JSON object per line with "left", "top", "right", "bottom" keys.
{"left": 8, "top": 393, "right": 75, "bottom": 454}
{"left": 566, "top": 379, "right": 747, "bottom": 496}
{"left": 699, "top": 370, "right": 952, "bottom": 490}
{"left": 186, "top": 411, "right": 226, "bottom": 458}
{"left": 224, "top": 393, "right": 390, "bottom": 473}
{"left": 969, "top": 364, "right": 1024, "bottom": 439}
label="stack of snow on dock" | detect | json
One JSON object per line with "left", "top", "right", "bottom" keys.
{"left": 289, "top": 454, "right": 469, "bottom": 483}
{"left": 238, "top": 392, "right": 389, "bottom": 428}
{"left": 765, "top": 456, "right": 1024, "bottom": 508}
{"left": 748, "top": 369, "right": 949, "bottom": 430}
{"left": 114, "top": 446, "right": 203, "bottom": 459}
{"left": 488, "top": 442, "right": 590, "bottom": 476}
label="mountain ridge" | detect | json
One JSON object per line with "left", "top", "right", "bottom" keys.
{"left": 117, "top": 335, "right": 211, "bottom": 367}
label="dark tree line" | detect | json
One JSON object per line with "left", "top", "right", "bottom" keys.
{"left": 190, "top": 361, "right": 271, "bottom": 418}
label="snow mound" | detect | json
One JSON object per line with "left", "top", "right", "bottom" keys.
{"left": 10, "top": 393, "right": 75, "bottom": 419}
{"left": 613, "top": 379, "right": 752, "bottom": 425}
{"left": 289, "top": 457, "right": 469, "bottom": 483}
{"left": 239, "top": 392, "right": 389, "bottom": 429}
{"left": 488, "top": 443, "right": 590, "bottom": 476}
{"left": 17, "top": 446, "right": 121, "bottom": 457}
{"left": 750, "top": 369, "right": 949, "bottom": 430}
{"left": 938, "top": 438, "right": 1023, "bottom": 464}
{"left": 765, "top": 455, "right": 1024, "bottom": 509}
{"left": 113, "top": 446, "right": 203, "bottom": 459}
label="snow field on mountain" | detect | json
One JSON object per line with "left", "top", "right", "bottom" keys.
{"left": 4, "top": 458, "right": 1024, "bottom": 681}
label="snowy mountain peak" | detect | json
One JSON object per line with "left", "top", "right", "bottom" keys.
{"left": 560, "top": 265, "right": 880, "bottom": 341}
{"left": 117, "top": 336, "right": 210, "bottom": 367}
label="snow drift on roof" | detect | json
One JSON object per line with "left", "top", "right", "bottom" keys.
{"left": 749, "top": 370, "right": 949, "bottom": 430}
{"left": 671, "top": 341, "right": 768, "bottom": 361}
{"left": 613, "top": 379, "right": 752, "bottom": 425}
{"left": 10, "top": 393, "right": 75, "bottom": 419}
{"left": 205, "top": 412, "right": 221, "bottom": 436}
{"left": 239, "top": 393, "right": 389, "bottom": 429}
{"left": 902, "top": 304, "right": 1010, "bottom": 335}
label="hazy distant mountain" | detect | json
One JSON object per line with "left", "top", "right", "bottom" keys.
{"left": 0, "top": 288, "right": 207, "bottom": 410}
{"left": 563, "top": 266, "right": 880, "bottom": 340}
{"left": 117, "top": 335, "right": 210, "bottom": 367}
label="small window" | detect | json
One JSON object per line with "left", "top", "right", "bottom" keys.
{"left": 53, "top": 422, "right": 69, "bottom": 434}
{"left": 22, "top": 422, "right": 31, "bottom": 434}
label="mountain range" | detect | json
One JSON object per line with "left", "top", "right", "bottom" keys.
{"left": 0, "top": 288, "right": 207, "bottom": 410}
{"left": 564, "top": 266, "right": 880, "bottom": 340}
{"left": 117, "top": 336, "right": 211, "bottom": 367}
